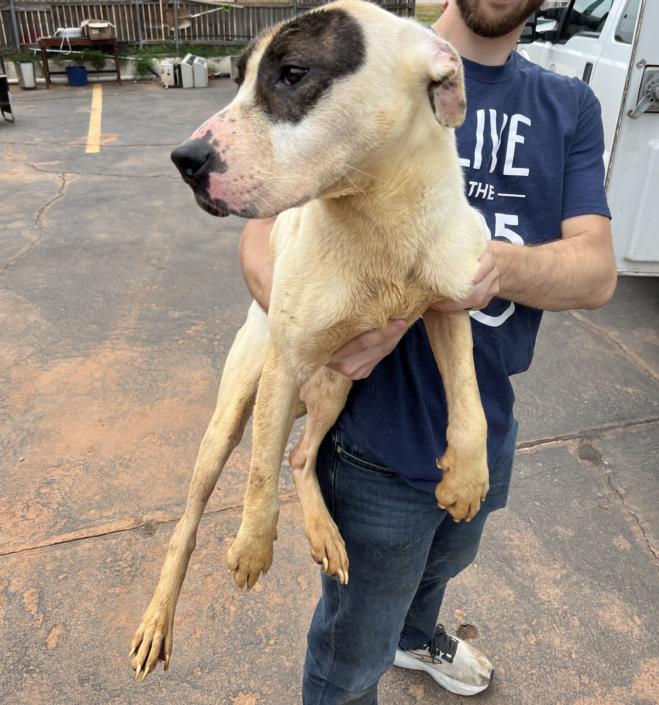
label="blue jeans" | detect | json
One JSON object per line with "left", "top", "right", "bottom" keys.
{"left": 302, "top": 422, "right": 518, "bottom": 705}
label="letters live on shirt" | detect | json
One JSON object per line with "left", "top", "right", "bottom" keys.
{"left": 336, "top": 52, "right": 612, "bottom": 506}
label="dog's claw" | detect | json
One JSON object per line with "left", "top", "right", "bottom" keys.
{"left": 135, "top": 664, "right": 142, "bottom": 681}
{"left": 305, "top": 514, "right": 349, "bottom": 586}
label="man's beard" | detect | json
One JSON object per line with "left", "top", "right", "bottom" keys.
{"left": 455, "top": 0, "right": 546, "bottom": 38}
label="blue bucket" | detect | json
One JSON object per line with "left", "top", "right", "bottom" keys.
{"left": 66, "top": 65, "right": 88, "bottom": 87}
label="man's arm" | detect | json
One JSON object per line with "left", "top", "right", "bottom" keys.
{"left": 434, "top": 214, "right": 617, "bottom": 313}
{"left": 239, "top": 216, "right": 276, "bottom": 311}
{"left": 494, "top": 214, "right": 617, "bottom": 311}
{"left": 239, "top": 212, "right": 617, "bottom": 379}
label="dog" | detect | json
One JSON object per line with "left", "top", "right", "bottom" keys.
{"left": 129, "top": 0, "right": 488, "bottom": 681}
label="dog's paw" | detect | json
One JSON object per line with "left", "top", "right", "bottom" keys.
{"left": 227, "top": 523, "right": 276, "bottom": 590}
{"left": 129, "top": 591, "right": 175, "bottom": 681}
{"left": 435, "top": 446, "right": 489, "bottom": 522}
{"left": 305, "top": 514, "right": 349, "bottom": 584}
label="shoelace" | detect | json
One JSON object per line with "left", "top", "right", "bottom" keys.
{"left": 426, "top": 624, "right": 458, "bottom": 664}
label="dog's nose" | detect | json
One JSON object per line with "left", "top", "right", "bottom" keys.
{"left": 171, "top": 140, "right": 215, "bottom": 185}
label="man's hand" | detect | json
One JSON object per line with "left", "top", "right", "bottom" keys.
{"left": 327, "top": 320, "right": 408, "bottom": 380}
{"left": 428, "top": 214, "right": 616, "bottom": 314}
{"left": 327, "top": 242, "right": 500, "bottom": 378}
{"left": 239, "top": 216, "right": 277, "bottom": 311}
{"left": 430, "top": 241, "right": 500, "bottom": 313}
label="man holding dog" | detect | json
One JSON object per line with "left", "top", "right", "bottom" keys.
{"left": 240, "top": 0, "right": 617, "bottom": 702}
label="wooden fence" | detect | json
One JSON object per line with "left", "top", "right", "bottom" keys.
{"left": 0, "top": 0, "right": 415, "bottom": 50}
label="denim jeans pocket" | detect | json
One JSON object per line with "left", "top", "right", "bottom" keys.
{"left": 335, "top": 442, "right": 397, "bottom": 477}
{"left": 485, "top": 417, "right": 519, "bottom": 510}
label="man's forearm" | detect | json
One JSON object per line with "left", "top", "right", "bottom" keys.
{"left": 493, "top": 228, "right": 617, "bottom": 312}
{"left": 239, "top": 217, "right": 276, "bottom": 310}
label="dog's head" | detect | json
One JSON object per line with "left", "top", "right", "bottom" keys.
{"left": 171, "top": 0, "right": 465, "bottom": 218}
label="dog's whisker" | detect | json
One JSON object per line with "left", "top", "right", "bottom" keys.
{"left": 342, "top": 172, "right": 360, "bottom": 191}
{"left": 344, "top": 163, "right": 375, "bottom": 180}
{"left": 254, "top": 171, "right": 300, "bottom": 184}
{"left": 251, "top": 189, "right": 276, "bottom": 212}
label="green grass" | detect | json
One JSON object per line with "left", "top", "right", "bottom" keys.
{"left": 119, "top": 43, "right": 247, "bottom": 76}
{"left": 6, "top": 50, "right": 36, "bottom": 62}
{"left": 415, "top": 3, "right": 444, "bottom": 26}
{"left": 121, "top": 43, "right": 245, "bottom": 61}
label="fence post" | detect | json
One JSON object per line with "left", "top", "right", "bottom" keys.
{"left": 9, "top": 0, "right": 21, "bottom": 49}
{"left": 133, "top": 0, "right": 144, "bottom": 48}
{"left": 173, "top": 0, "right": 180, "bottom": 49}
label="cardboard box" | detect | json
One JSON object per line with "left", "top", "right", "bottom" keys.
{"left": 81, "top": 20, "right": 116, "bottom": 40}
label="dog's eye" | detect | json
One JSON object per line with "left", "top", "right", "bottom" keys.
{"left": 279, "top": 65, "right": 309, "bottom": 86}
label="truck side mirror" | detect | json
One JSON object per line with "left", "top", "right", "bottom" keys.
{"left": 518, "top": 11, "right": 560, "bottom": 45}
{"left": 518, "top": 12, "right": 537, "bottom": 44}
{"left": 534, "top": 16, "right": 559, "bottom": 42}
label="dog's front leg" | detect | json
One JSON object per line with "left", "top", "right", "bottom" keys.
{"left": 227, "top": 344, "right": 300, "bottom": 589}
{"left": 424, "top": 309, "right": 488, "bottom": 522}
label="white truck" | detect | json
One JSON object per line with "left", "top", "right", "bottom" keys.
{"left": 518, "top": 0, "right": 658, "bottom": 275}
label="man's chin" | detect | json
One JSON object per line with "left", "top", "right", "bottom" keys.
{"left": 456, "top": 0, "right": 544, "bottom": 38}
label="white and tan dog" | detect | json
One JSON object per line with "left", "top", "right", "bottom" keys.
{"left": 130, "top": 0, "right": 488, "bottom": 680}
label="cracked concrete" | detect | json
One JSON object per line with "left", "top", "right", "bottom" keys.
{"left": 0, "top": 150, "right": 71, "bottom": 274}
{"left": 1, "top": 82, "right": 658, "bottom": 705}
{"left": 0, "top": 491, "right": 300, "bottom": 559}
{"left": 516, "top": 414, "right": 659, "bottom": 450}
{"left": 25, "top": 160, "right": 177, "bottom": 179}
{"left": 34, "top": 172, "right": 67, "bottom": 228}
{"left": 569, "top": 310, "right": 659, "bottom": 384}
{"left": 575, "top": 433, "right": 658, "bottom": 561}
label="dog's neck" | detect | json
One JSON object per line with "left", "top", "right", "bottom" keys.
{"left": 317, "top": 119, "right": 467, "bottom": 240}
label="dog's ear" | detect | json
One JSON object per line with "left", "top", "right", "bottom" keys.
{"left": 426, "top": 35, "right": 466, "bottom": 129}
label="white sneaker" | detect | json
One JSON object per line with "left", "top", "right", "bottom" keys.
{"left": 393, "top": 624, "right": 493, "bottom": 696}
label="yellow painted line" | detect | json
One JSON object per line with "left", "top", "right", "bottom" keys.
{"left": 85, "top": 84, "right": 103, "bottom": 154}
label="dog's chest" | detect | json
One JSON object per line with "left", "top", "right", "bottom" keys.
{"left": 271, "top": 262, "right": 431, "bottom": 371}
{"left": 350, "top": 270, "right": 430, "bottom": 323}
{"left": 269, "top": 208, "right": 443, "bottom": 369}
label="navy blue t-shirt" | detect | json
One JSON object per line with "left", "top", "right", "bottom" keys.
{"left": 336, "top": 52, "right": 611, "bottom": 506}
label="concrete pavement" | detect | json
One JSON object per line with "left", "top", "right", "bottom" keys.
{"left": 1, "top": 81, "right": 657, "bottom": 705}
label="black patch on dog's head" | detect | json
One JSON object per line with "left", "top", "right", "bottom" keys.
{"left": 255, "top": 8, "right": 365, "bottom": 124}
{"left": 235, "top": 39, "right": 257, "bottom": 87}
